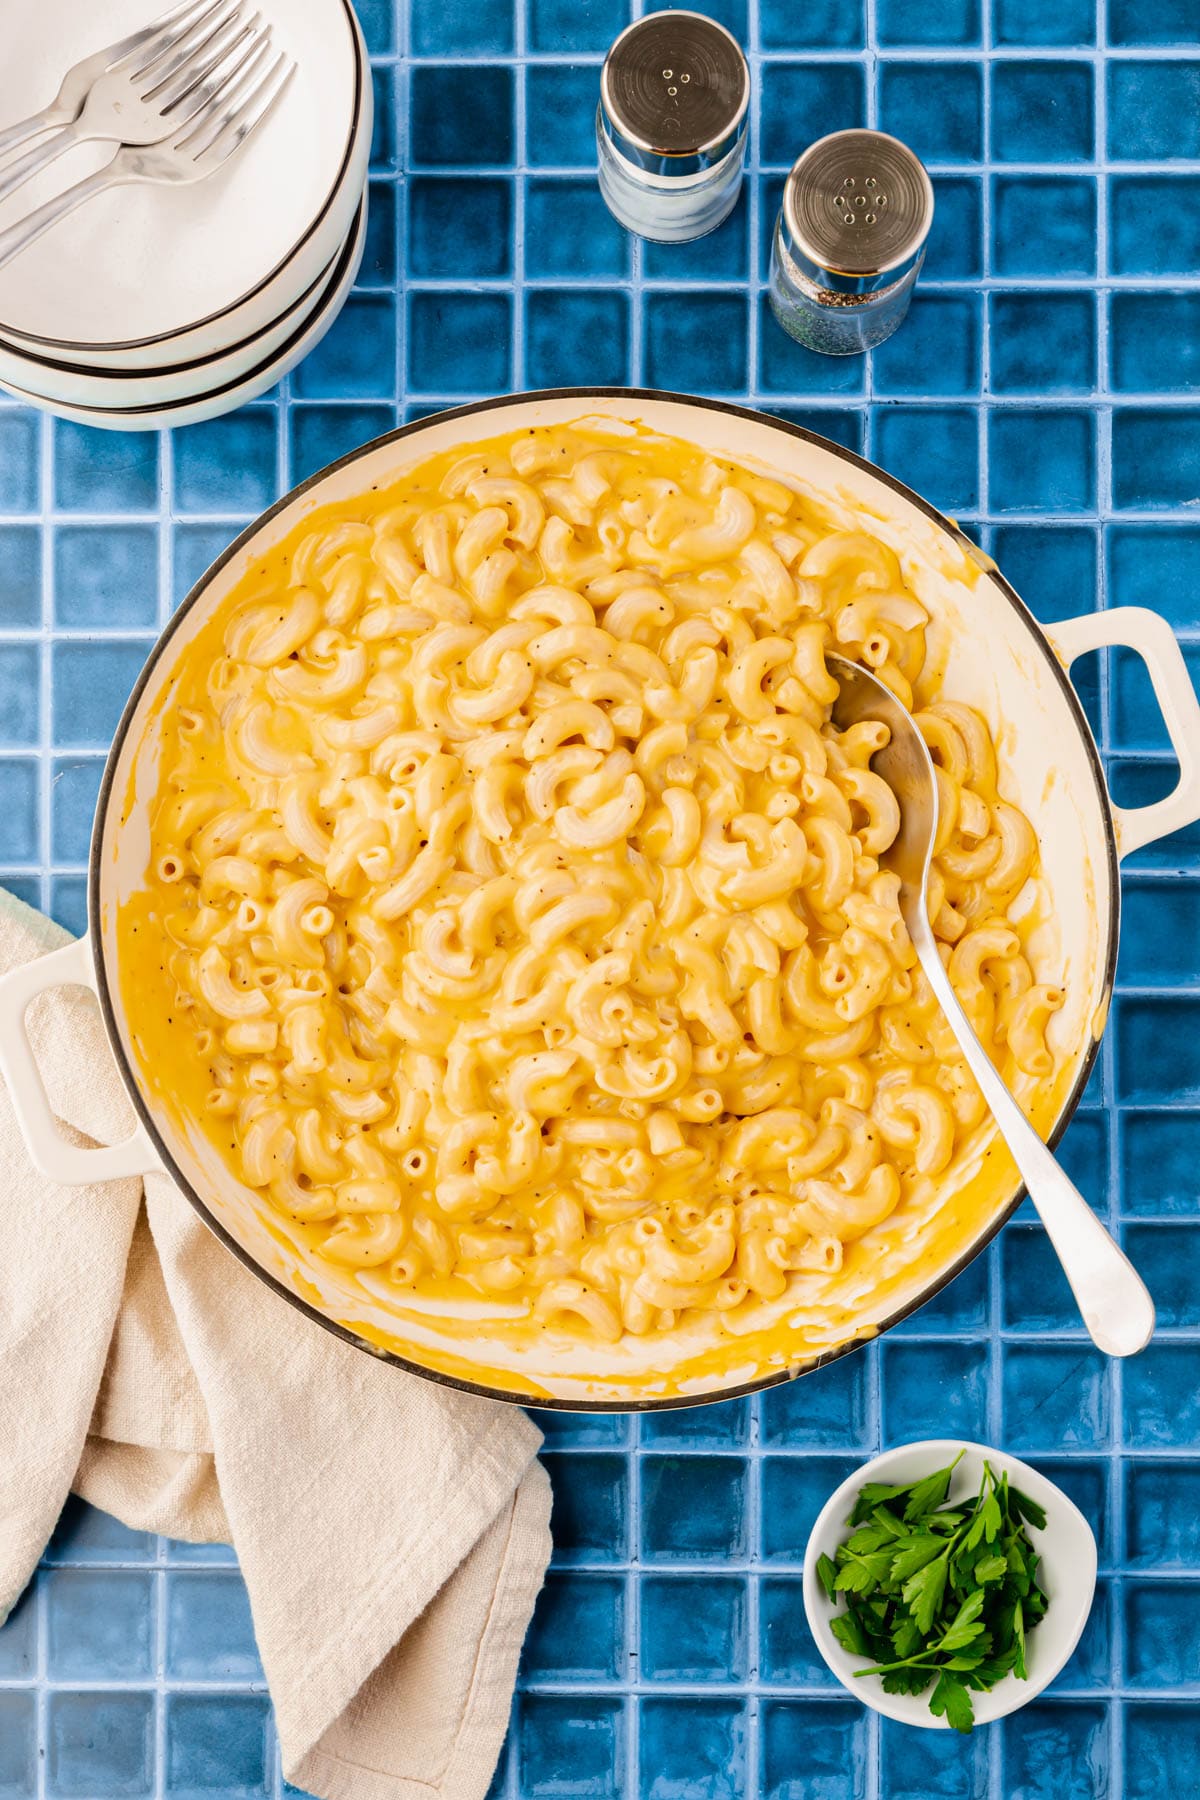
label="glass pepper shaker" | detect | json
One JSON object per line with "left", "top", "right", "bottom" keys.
{"left": 769, "top": 129, "right": 934, "bottom": 356}
{"left": 597, "top": 10, "right": 749, "bottom": 244}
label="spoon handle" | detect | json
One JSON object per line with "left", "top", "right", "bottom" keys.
{"left": 912, "top": 921, "right": 1155, "bottom": 1358}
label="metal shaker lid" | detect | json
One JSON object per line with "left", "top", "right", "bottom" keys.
{"left": 781, "top": 129, "right": 934, "bottom": 291}
{"left": 600, "top": 10, "right": 749, "bottom": 177}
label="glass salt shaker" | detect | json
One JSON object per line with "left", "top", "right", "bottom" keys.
{"left": 597, "top": 10, "right": 749, "bottom": 244}
{"left": 769, "top": 129, "right": 934, "bottom": 356}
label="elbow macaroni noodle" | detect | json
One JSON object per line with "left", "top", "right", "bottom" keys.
{"left": 126, "top": 422, "right": 1063, "bottom": 1353}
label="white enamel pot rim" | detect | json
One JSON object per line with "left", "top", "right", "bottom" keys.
{"left": 4, "top": 389, "right": 1200, "bottom": 1413}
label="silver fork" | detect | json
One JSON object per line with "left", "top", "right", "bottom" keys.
{"left": 0, "top": 0, "right": 253, "bottom": 209}
{"left": 0, "top": 0, "right": 221, "bottom": 160}
{"left": 0, "top": 40, "right": 295, "bottom": 272}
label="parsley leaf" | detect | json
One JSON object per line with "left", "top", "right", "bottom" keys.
{"left": 930, "top": 1670, "right": 975, "bottom": 1734}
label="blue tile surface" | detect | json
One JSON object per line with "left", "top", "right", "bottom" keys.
{"left": 2, "top": 1, "right": 1200, "bottom": 1794}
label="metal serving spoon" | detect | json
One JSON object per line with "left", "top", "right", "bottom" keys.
{"left": 829, "top": 654, "right": 1155, "bottom": 1358}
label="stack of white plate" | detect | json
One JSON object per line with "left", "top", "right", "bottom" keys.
{"left": 0, "top": 0, "right": 370, "bottom": 429}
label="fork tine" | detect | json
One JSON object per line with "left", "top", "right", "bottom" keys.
{"left": 108, "top": 0, "right": 220, "bottom": 74}
{"left": 163, "top": 20, "right": 273, "bottom": 131}
{"left": 136, "top": 0, "right": 245, "bottom": 94}
{"left": 147, "top": 7, "right": 259, "bottom": 111}
{"left": 182, "top": 49, "right": 295, "bottom": 165}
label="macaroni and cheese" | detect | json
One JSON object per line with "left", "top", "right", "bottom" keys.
{"left": 123, "top": 422, "right": 1063, "bottom": 1358}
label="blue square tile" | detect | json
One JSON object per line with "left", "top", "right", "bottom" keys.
{"left": 0, "top": 413, "right": 39, "bottom": 513}
{"left": 0, "top": 643, "right": 39, "bottom": 746}
{"left": 874, "top": 406, "right": 980, "bottom": 513}
{"left": 409, "top": 292, "right": 512, "bottom": 394}
{"left": 288, "top": 405, "right": 394, "bottom": 486}
{"left": 52, "top": 641, "right": 150, "bottom": 749}
{"left": 1119, "top": 883, "right": 1200, "bottom": 982}
{"left": 47, "top": 1692, "right": 154, "bottom": 1800}
{"left": 1032, "top": 1457, "right": 1111, "bottom": 1565}
{"left": 361, "top": 180, "right": 398, "bottom": 287}
{"left": 892, "top": 1251, "right": 990, "bottom": 1334}
{"left": 1055, "top": 1575, "right": 1113, "bottom": 1690}
{"left": 370, "top": 65, "right": 397, "bottom": 170}
{"left": 1121, "top": 1113, "right": 1200, "bottom": 1215}
{"left": 54, "top": 425, "right": 158, "bottom": 513}
{"left": 990, "top": 293, "right": 1096, "bottom": 394}
{"left": 760, "top": 64, "right": 866, "bottom": 165}
{"left": 1126, "top": 1584, "right": 1200, "bottom": 1688}
{"left": 992, "top": 525, "right": 1098, "bottom": 625}
{"left": 641, "top": 1577, "right": 747, "bottom": 1681}
{"left": 411, "top": 0, "right": 515, "bottom": 53}
{"left": 761, "top": 300, "right": 866, "bottom": 395}
{"left": 882, "top": 1340, "right": 989, "bottom": 1442}
{"left": 1117, "top": 996, "right": 1200, "bottom": 1104}
{"left": 644, "top": 293, "right": 748, "bottom": 395}
{"left": 525, "top": 290, "right": 630, "bottom": 387}
{"left": 1125, "top": 1346, "right": 1200, "bottom": 1448}
{"left": 761, "top": 1700, "right": 868, "bottom": 1800}
{"left": 522, "top": 1572, "right": 624, "bottom": 1680}
{"left": 641, "top": 1456, "right": 749, "bottom": 1561}
{"left": 639, "top": 1699, "right": 747, "bottom": 1800}
{"left": 760, "top": 1354, "right": 870, "bottom": 1449}
{"left": 1001, "top": 1224, "right": 1082, "bottom": 1331}
{"left": 408, "top": 178, "right": 513, "bottom": 278}
{"left": 1127, "top": 1463, "right": 1200, "bottom": 1568}
{"left": 989, "top": 409, "right": 1094, "bottom": 513}
{"left": 641, "top": 1396, "right": 749, "bottom": 1448}
{"left": 0, "top": 1694, "right": 35, "bottom": 1800}
{"left": 54, "top": 526, "right": 158, "bottom": 628}
{"left": 531, "top": 1410, "right": 630, "bottom": 1447}
{"left": 1109, "top": 0, "right": 1197, "bottom": 42}
{"left": 993, "top": 175, "right": 1097, "bottom": 276}
{"left": 1113, "top": 408, "right": 1200, "bottom": 510}
{"left": 46, "top": 1570, "right": 154, "bottom": 1680}
{"left": 0, "top": 875, "right": 41, "bottom": 909}
{"left": 644, "top": 0, "right": 747, "bottom": 30}
{"left": 996, "top": 0, "right": 1095, "bottom": 43}
{"left": 527, "top": 64, "right": 602, "bottom": 166}
{"left": 172, "top": 411, "right": 277, "bottom": 513}
{"left": 878, "top": 63, "right": 983, "bottom": 164}
{"left": 877, "top": 0, "right": 980, "bottom": 45}
{"left": 44, "top": 1496, "right": 154, "bottom": 1563}
{"left": 1129, "top": 1216, "right": 1200, "bottom": 1332}
{"left": 0, "top": 525, "right": 39, "bottom": 625}
{"left": 1111, "top": 294, "right": 1200, "bottom": 395}
{"left": 0, "top": 759, "right": 37, "bottom": 862}
{"left": 1003, "top": 1345, "right": 1111, "bottom": 1447}
{"left": 530, "top": 0, "right": 628, "bottom": 52}
{"left": 759, "top": 173, "right": 786, "bottom": 279}
{"left": 166, "top": 1572, "right": 262, "bottom": 1680}
{"left": 766, "top": 405, "right": 866, "bottom": 454}
{"left": 1125, "top": 1706, "right": 1200, "bottom": 1798}
{"left": 881, "top": 1715, "right": 988, "bottom": 1798}
{"left": 925, "top": 176, "right": 983, "bottom": 278}
{"left": 871, "top": 294, "right": 981, "bottom": 396}
{"left": 0, "top": 1581, "right": 35, "bottom": 1677}
{"left": 644, "top": 188, "right": 749, "bottom": 280}
{"left": 543, "top": 1452, "right": 629, "bottom": 1562}
{"left": 991, "top": 62, "right": 1095, "bottom": 162}
{"left": 1108, "top": 759, "right": 1200, "bottom": 871}
{"left": 1057, "top": 1111, "right": 1109, "bottom": 1200}
{"left": 1002, "top": 1702, "right": 1108, "bottom": 1800}
{"left": 353, "top": 0, "right": 393, "bottom": 53}
{"left": 1108, "top": 62, "right": 1200, "bottom": 160}
{"left": 1110, "top": 178, "right": 1200, "bottom": 277}
{"left": 760, "top": 1457, "right": 861, "bottom": 1564}
{"left": 410, "top": 65, "right": 514, "bottom": 166}
{"left": 517, "top": 1695, "right": 624, "bottom": 1799}
{"left": 525, "top": 179, "right": 627, "bottom": 279}
{"left": 292, "top": 293, "right": 398, "bottom": 400}
{"left": 759, "top": 1576, "right": 837, "bottom": 1686}
{"left": 49, "top": 872, "right": 87, "bottom": 934}
{"left": 165, "top": 1540, "right": 238, "bottom": 1565}
{"left": 761, "top": 0, "right": 864, "bottom": 46}
{"left": 173, "top": 524, "right": 237, "bottom": 610}
{"left": 165, "top": 1694, "right": 270, "bottom": 1799}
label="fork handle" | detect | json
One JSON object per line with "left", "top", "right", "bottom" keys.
{"left": 0, "top": 101, "right": 76, "bottom": 164}
{"left": 911, "top": 919, "right": 1156, "bottom": 1358}
{"left": 0, "top": 118, "right": 90, "bottom": 209}
{"left": 0, "top": 158, "right": 124, "bottom": 272}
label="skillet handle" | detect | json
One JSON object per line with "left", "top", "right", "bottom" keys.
{"left": 0, "top": 934, "right": 160, "bottom": 1185}
{"left": 1048, "top": 606, "right": 1200, "bottom": 861}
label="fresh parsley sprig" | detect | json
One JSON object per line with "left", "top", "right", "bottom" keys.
{"left": 816, "top": 1451, "right": 1049, "bottom": 1733}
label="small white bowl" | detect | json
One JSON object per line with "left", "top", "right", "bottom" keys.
{"left": 803, "top": 1438, "right": 1097, "bottom": 1730}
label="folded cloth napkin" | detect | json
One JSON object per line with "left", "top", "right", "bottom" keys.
{"left": 0, "top": 889, "right": 552, "bottom": 1800}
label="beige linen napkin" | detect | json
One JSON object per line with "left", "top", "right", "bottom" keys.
{"left": 0, "top": 889, "right": 552, "bottom": 1800}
